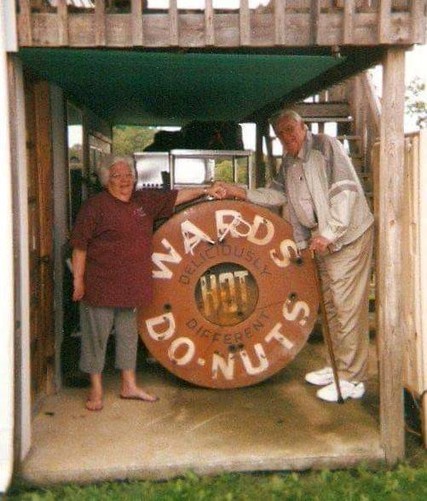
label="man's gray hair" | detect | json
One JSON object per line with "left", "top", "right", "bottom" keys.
{"left": 98, "top": 154, "right": 136, "bottom": 187}
{"left": 270, "top": 109, "right": 305, "bottom": 131}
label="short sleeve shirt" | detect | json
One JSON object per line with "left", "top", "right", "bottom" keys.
{"left": 70, "top": 189, "right": 177, "bottom": 308}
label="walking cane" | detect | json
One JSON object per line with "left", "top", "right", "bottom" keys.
{"left": 311, "top": 250, "right": 344, "bottom": 404}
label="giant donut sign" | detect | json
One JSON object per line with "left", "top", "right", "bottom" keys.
{"left": 138, "top": 200, "right": 319, "bottom": 389}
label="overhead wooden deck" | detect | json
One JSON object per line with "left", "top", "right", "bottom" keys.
{"left": 18, "top": 0, "right": 425, "bottom": 49}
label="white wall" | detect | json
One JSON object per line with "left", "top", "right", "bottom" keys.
{"left": 0, "top": 8, "right": 16, "bottom": 494}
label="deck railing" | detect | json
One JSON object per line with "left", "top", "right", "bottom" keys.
{"left": 17, "top": 0, "right": 425, "bottom": 48}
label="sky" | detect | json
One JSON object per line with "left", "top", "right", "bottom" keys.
{"left": 370, "top": 43, "right": 427, "bottom": 133}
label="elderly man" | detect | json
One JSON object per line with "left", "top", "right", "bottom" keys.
{"left": 217, "top": 109, "right": 374, "bottom": 402}
{"left": 71, "top": 155, "right": 225, "bottom": 411}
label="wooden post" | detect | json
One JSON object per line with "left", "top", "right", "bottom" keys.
{"left": 310, "top": 0, "right": 320, "bottom": 45}
{"left": 342, "top": 0, "right": 354, "bottom": 45}
{"left": 411, "top": 0, "right": 425, "bottom": 43}
{"left": 57, "top": 0, "right": 69, "bottom": 47}
{"left": 274, "top": 0, "right": 286, "bottom": 46}
{"left": 261, "top": 120, "right": 276, "bottom": 181}
{"left": 169, "top": 0, "right": 179, "bottom": 47}
{"left": 255, "top": 121, "right": 265, "bottom": 188}
{"left": 239, "top": 0, "right": 250, "bottom": 46}
{"left": 378, "top": 0, "right": 391, "bottom": 44}
{"left": 131, "top": 0, "right": 144, "bottom": 46}
{"left": 378, "top": 48, "right": 406, "bottom": 464}
{"left": 19, "top": 0, "right": 32, "bottom": 47}
{"left": 205, "top": 0, "right": 215, "bottom": 46}
{"left": 95, "top": 0, "right": 106, "bottom": 47}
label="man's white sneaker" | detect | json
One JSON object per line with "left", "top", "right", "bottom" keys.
{"left": 316, "top": 380, "right": 365, "bottom": 402}
{"left": 305, "top": 366, "right": 334, "bottom": 386}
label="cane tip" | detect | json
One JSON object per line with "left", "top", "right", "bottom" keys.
{"left": 338, "top": 397, "right": 345, "bottom": 405}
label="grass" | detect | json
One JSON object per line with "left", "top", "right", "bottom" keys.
{"left": 6, "top": 465, "right": 427, "bottom": 500}
{"left": 7, "top": 435, "right": 427, "bottom": 501}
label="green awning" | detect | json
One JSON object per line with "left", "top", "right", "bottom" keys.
{"left": 19, "top": 48, "right": 375, "bottom": 126}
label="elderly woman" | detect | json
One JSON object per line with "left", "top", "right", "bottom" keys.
{"left": 71, "top": 155, "right": 224, "bottom": 411}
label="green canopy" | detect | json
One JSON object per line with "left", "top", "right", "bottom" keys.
{"left": 19, "top": 48, "right": 381, "bottom": 126}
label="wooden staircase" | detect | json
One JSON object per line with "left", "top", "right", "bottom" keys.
{"left": 293, "top": 72, "right": 382, "bottom": 207}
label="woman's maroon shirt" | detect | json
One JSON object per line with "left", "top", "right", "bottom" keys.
{"left": 71, "top": 189, "right": 177, "bottom": 307}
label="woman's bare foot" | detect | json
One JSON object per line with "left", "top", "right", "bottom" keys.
{"left": 86, "top": 373, "right": 103, "bottom": 411}
{"left": 85, "top": 389, "right": 103, "bottom": 411}
{"left": 120, "top": 387, "right": 159, "bottom": 402}
{"left": 85, "top": 397, "right": 103, "bottom": 411}
{"left": 120, "top": 369, "right": 159, "bottom": 402}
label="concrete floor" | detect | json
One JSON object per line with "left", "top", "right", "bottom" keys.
{"left": 20, "top": 337, "right": 384, "bottom": 486}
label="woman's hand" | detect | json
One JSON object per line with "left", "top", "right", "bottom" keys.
{"left": 212, "top": 181, "right": 246, "bottom": 200}
{"left": 72, "top": 276, "right": 85, "bottom": 302}
{"left": 206, "top": 183, "right": 227, "bottom": 199}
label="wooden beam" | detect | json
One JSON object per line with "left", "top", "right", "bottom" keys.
{"left": 20, "top": 9, "right": 419, "bottom": 48}
{"left": 19, "top": 0, "right": 32, "bottom": 47}
{"left": 359, "top": 72, "right": 381, "bottom": 135}
{"left": 378, "top": 0, "right": 391, "bottom": 44}
{"left": 342, "top": 0, "right": 354, "bottom": 45}
{"left": 95, "top": 0, "right": 106, "bottom": 47}
{"left": 262, "top": 120, "right": 276, "bottom": 180}
{"left": 255, "top": 121, "right": 265, "bottom": 188}
{"left": 205, "top": 0, "right": 215, "bottom": 46}
{"left": 411, "top": 0, "right": 426, "bottom": 43}
{"left": 293, "top": 102, "right": 351, "bottom": 118}
{"left": 310, "top": 0, "right": 321, "bottom": 45}
{"left": 378, "top": 47, "right": 406, "bottom": 464}
{"left": 131, "top": 0, "right": 144, "bottom": 46}
{"left": 239, "top": 0, "right": 251, "bottom": 46}
{"left": 169, "top": 0, "right": 179, "bottom": 46}
{"left": 274, "top": 0, "right": 286, "bottom": 46}
{"left": 57, "top": 0, "right": 69, "bottom": 47}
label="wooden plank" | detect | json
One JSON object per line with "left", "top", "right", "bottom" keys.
{"left": 19, "top": 0, "right": 32, "bottom": 47}
{"left": 131, "top": 0, "right": 144, "bottom": 46}
{"left": 95, "top": 0, "right": 106, "bottom": 46}
{"left": 310, "top": 0, "right": 321, "bottom": 45}
{"left": 57, "top": 0, "right": 69, "bottom": 47}
{"left": 411, "top": 0, "right": 425, "bottom": 43}
{"left": 106, "top": 14, "right": 133, "bottom": 47}
{"left": 343, "top": 0, "right": 354, "bottom": 44}
{"left": 68, "top": 14, "right": 96, "bottom": 46}
{"left": 379, "top": 0, "right": 391, "bottom": 43}
{"left": 255, "top": 121, "right": 265, "bottom": 188}
{"left": 262, "top": 120, "right": 277, "bottom": 180}
{"left": 274, "top": 0, "right": 287, "bottom": 45}
{"left": 378, "top": 47, "right": 406, "bottom": 464}
{"left": 294, "top": 102, "right": 351, "bottom": 118}
{"left": 239, "top": 0, "right": 250, "bottom": 46}
{"left": 402, "top": 134, "right": 421, "bottom": 399}
{"left": 360, "top": 72, "right": 381, "bottom": 134}
{"left": 169, "top": 0, "right": 179, "bottom": 46}
{"left": 418, "top": 129, "right": 427, "bottom": 447}
{"left": 22, "top": 9, "right": 417, "bottom": 48}
{"left": 205, "top": 0, "right": 215, "bottom": 46}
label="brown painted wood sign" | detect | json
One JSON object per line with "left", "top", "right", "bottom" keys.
{"left": 138, "top": 200, "right": 319, "bottom": 389}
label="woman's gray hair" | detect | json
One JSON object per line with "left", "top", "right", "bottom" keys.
{"left": 270, "top": 109, "right": 305, "bottom": 131}
{"left": 98, "top": 154, "right": 136, "bottom": 187}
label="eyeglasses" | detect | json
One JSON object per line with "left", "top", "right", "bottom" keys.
{"left": 110, "top": 173, "right": 134, "bottom": 180}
